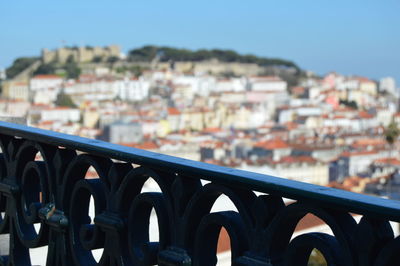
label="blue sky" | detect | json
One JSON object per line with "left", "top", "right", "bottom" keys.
{"left": 1, "top": 0, "right": 399, "bottom": 84}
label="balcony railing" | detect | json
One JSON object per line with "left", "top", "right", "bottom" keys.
{"left": 0, "top": 121, "right": 399, "bottom": 265}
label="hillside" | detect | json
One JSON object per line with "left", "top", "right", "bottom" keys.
{"left": 128, "top": 45, "right": 299, "bottom": 70}
{"left": 5, "top": 45, "right": 302, "bottom": 85}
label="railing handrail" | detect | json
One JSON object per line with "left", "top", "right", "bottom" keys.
{"left": 1, "top": 120, "right": 399, "bottom": 221}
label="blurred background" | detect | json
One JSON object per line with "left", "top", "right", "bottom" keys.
{"left": 1, "top": 1, "right": 400, "bottom": 265}
{"left": 0, "top": 0, "right": 400, "bottom": 197}
{"left": 1, "top": 1, "right": 399, "bottom": 81}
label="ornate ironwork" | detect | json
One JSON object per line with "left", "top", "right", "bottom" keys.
{"left": 0, "top": 121, "right": 399, "bottom": 265}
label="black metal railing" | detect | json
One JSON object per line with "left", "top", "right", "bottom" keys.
{"left": 0, "top": 120, "right": 399, "bottom": 265}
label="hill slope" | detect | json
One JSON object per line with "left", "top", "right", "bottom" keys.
{"left": 128, "top": 45, "right": 299, "bottom": 70}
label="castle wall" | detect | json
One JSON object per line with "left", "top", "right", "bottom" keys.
{"left": 41, "top": 45, "right": 121, "bottom": 64}
{"left": 78, "top": 47, "right": 94, "bottom": 62}
{"left": 42, "top": 49, "right": 56, "bottom": 64}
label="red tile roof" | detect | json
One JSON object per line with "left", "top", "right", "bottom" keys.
{"left": 284, "top": 121, "right": 299, "bottom": 130}
{"left": 358, "top": 111, "right": 374, "bottom": 119}
{"left": 373, "top": 158, "right": 400, "bottom": 166}
{"left": 276, "top": 156, "right": 317, "bottom": 164}
{"left": 254, "top": 138, "right": 289, "bottom": 150}
{"left": 33, "top": 74, "right": 62, "bottom": 79}
{"left": 167, "top": 107, "right": 181, "bottom": 115}
{"left": 202, "top": 127, "right": 223, "bottom": 134}
{"left": 351, "top": 138, "right": 386, "bottom": 147}
{"left": 120, "top": 142, "right": 159, "bottom": 150}
{"left": 200, "top": 140, "right": 225, "bottom": 148}
{"left": 341, "top": 150, "right": 377, "bottom": 157}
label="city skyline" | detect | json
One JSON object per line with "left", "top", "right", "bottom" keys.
{"left": 1, "top": 0, "right": 399, "bottom": 83}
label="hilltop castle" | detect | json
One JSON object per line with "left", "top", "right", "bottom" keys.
{"left": 42, "top": 45, "right": 120, "bottom": 64}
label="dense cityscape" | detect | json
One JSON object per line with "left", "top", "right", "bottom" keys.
{"left": 0, "top": 45, "right": 399, "bottom": 199}
{"left": 1, "top": 1, "right": 400, "bottom": 264}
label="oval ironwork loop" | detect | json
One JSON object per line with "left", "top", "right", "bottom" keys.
{"left": 61, "top": 154, "right": 112, "bottom": 213}
{"left": 128, "top": 192, "right": 170, "bottom": 266}
{"left": 283, "top": 232, "right": 346, "bottom": 266}
{"left": 183, "top": 183, "right": 257, "bottom": 253}
{"left": 14, "top": 141, "right": 56, "bottom": 193}
{"left": 193, "top": 210, "right": 249, "bottom": 266}
{"left": 69, "top": 178, "right": 107, "bottom": 266}
{"left": 15, "top": 160, "right": 49, "bottom": 248}
{"left": 116, "top": 167, "right": 174, "bottom": 214}
{"left": 265, "top": 202, "right": 357, "bottom": 265}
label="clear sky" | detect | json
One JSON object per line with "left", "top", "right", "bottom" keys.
{"left": 1, "top": 0, "right": 399, "bottom": 84}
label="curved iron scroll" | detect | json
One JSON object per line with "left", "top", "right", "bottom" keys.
{"left": 0, "top": 121, "right": 400, "bottom": 265}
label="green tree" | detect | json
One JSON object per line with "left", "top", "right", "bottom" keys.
{"left": 107, "top": 56, "right": 119, "bottom": 64}
{"left": 127, "top": 45, "right": 299, "bottom": 69}
{"left": 6, "top": 57, "right": 38, "bottom": 79}
{"left": 64, "top": 61, "right": 81, "bottom": 79}
{"left": 33, "top": 62, "right": 56, "bottom": 75}
{"left": 339, "top": 99, "right": 358, "bottom": 110}
{"left": 383, "top": 119, "right": 399, "bottom": 198}
{"left": 128, "top": 45, "right": 158, "bottom": 61}
{"left": 92, "top": 56, "right": 103, "bottom": 63}
{"left": 384, "top": 119, "right": 400, "bottom": 146}
{"left": 130, "top": 65, "right": 146, "bottom": 76}
{"left": 115, "top": 66, "right": 125, "bottom": 73}
{"left": 66, "top": 55, "right": 75, "bottom": 64}
{"left": 55, "top": 92, "right": 77, "bottom": 108}
{"left": 107, "top": 56, "right": 119, "bottom": 69}
{"left": 220, "top": 71, "right": 238, "bottom": 78}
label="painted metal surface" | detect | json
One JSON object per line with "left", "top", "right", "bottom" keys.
{"left": 0, "top": 121, "right": 398, "bottom": 265}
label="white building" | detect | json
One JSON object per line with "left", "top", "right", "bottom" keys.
{"left": 172, "top": 75, "right": 217, "bottom": 98}
{"left": 118, "top": 77, "right": 150, "bottom": 101}
{"left": 0, "top": 100, "right": 30, "bottom": 117}
{"left": 376, "top": 107, "right": 395, "bottom": 126}
{"left": 33, "top": 87, "right": 60, "bottom": 104}
{"left": 40, "top": 107, "right": 81, "bottom": 123}
{"left": 273, "top": 157, "right": 329, "bottom": 185}
{"left": 30, "top": 75, "right": 64, "bottom": 91}
{"left": 337, "top": 78, "right": 360, "bottom": 91}
{"left": 341, "top": 149, "right": 394, "bottom": 177}
{"left": 0, "top": 68, "right": 5, "bottom": 80}
{"left": 380, "top": 77, "right": 397, "bottom": 96}
{"left": 4, "top": 81, "right": 29, "bottom": 101}
{"left": 248, "top": 76, "right": 287, "bottom": 92}
{"left": 323, "top": 72, "right": 344, "bottom": 90}
{"left": 214, "top": 78, "right": 246, "bottom": 92}
{"left": 241, "top": 156, "right": 329, "bottom": 185}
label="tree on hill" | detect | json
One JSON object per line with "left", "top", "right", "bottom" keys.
{"left": 33, "top": 62, "right": 57, "bottom": 75}
{"left": 92, "top": 56, "right": 103, "bottom": 63}
{"left": 107, "top": 56, "right": 119, "bottom": 69}
{"left": 6, "top": 57, "right": 39, "bottom": 79}
{"left": 339, "top": 99, "right": 358, "bottom": 109}
{"left": 33, "top": 55, "right": 80, "bottom": 79}
{"left": 384, "top": 119, "right": 400, "bottom": 147}
{"left": 107, "top": 56, "right": 119, "bottom": 64}
{"left": 116, "top": 65, "right": 147, "bottom": 76}
{"left": 64, "top": 59, "right": 81, "bottom": 79}
{"left": 55, "top": 92, "right": 77, "bottom": 108}
{"left": 127, "top": 45, "right": 299, "bottom": 70}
